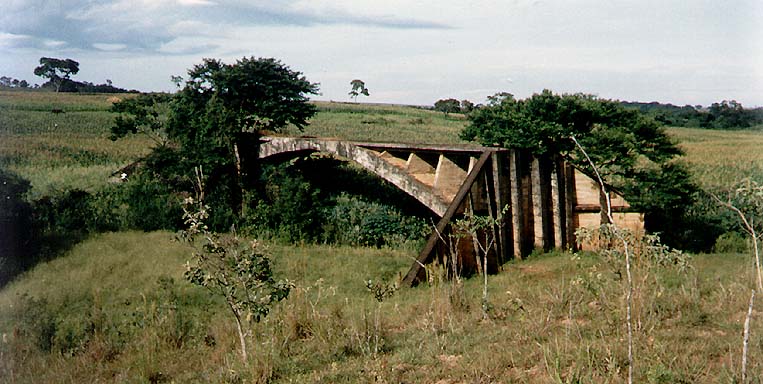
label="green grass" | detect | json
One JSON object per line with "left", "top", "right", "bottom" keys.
{"left": 0, "top": 91, "right": 151, "bottom": 197}
{"left": 1, "top": 232, "right": 760, "bottom": 382}
{"left": 285, "top": 101, "right": 469, "bottom": 144}
{"left": 667, "top": 126, "right": 763, "bottom": 189}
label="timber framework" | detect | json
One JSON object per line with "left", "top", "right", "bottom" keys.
{"left": 258, "top": 136, "right": 643, "bottom": 286}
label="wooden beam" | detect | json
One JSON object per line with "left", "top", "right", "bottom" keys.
{"left": 402, "top": 150, "right": 493, "bottom": 287}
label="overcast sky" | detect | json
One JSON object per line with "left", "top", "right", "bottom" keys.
{"left": 2, "top": 0, "right": 761, "bottom": 107}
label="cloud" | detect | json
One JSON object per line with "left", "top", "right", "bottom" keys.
{"left": 0, "top": 0, "right": 450, "bottom": 54}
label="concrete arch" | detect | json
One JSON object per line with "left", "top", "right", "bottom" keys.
{"left": 258, "top": 136, "right": 451, "bottom": 216}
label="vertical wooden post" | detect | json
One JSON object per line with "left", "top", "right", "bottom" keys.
{"left": 565, "top": 162, "right": 577, "bottom": 249}
{"left": 491, "top": 151, "right": 512, "bottom": 263}
{"left": 551, "top": 156, "right": 564, "bottom": 249}
{"left": 509, "top": 150, "right": 524, "bottom": 259}
{"left": 531, "top": 157, "right": 545, "bottom": 250}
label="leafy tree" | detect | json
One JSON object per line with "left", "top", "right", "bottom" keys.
{"left": 349, "top": 79, "right": 369, "bottom": 101}
{"left": 110, "top": 93, "right": 172, "bottom": 144}
{"left": 434, "top": 98, "right": 461, "bottom": 114}
{"left": 703, "top": 100, "right": 754, "bottom": 129}
{"left": 461, "top": 90, "right": 696, "bottom": 246}
{"left": 460, "top": 99, "right": 475, "bottom": 113}
{"left": 33, "top": 57, "right": 79, "bottom": 92}
{"left": 181, "top": 195, "right": 291, "bottom": 362}
{"left": 167, "top": 57, "right": 319, "bottom": 220}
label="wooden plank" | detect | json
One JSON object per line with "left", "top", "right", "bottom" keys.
{"left": 402, "top": 150, "right": 493, "bottom": 286}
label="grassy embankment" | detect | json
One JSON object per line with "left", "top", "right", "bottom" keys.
{"left": 1, "top": 91, "right": 762, "bottom": 382}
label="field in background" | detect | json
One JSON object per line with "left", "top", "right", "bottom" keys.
{"left": 667, "top": 126, "right": 763, "bottom": 189}
{"left": 287, "top": 101, "right": 468, "bottom": 144}
{"left": 0, "top": 91, "right": 150, "bottom": 197}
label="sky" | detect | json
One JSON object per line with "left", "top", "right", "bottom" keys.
{"left": 1, "top": 0, "right": 761, "bottom": 107}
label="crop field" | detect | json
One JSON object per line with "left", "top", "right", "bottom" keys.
{"left": 287, "top": 101, "right": 468, "bottom": 144}
{"left": 667, "top": 127, "right": 763, "bottom": 190}
{"left": 0, "top": 91, "right": 150, "bottom": 197}
{"left": 1, "top": 90, "right": 763, "bottom": 382}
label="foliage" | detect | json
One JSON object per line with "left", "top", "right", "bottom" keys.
{"left": 622, "top": 100, "right": 763, "bottom": 130}
{"left": 33, "top": 57, "right": 80, "bottom": 92}
{"left": 321, "top": 193, "right": 429, "bottom": 248}
{"left": 462, "top": 90, "right": 697, "bottom": 247}
{"left": 246, "top": 160, "right": 430, "bottom": 247}
{"left": 0, "top": 168, "right": 34, "bottom": 285}
{"left": 348, "top": 79, "right": 369, "bottom": 101}
{"left": 165, "top": 57, "right": 319, "bottom": 219}
{"left": 460, "top": 99, "right": 475, "bottom": 113}
{"left": 434, "top": 98, "right": 462, "bottom": 114}
{"left": 0, "top": 76, "right": 30, "bottom": 88}
{"left": 109, "top": 93, "right": 172, "bottom": 143}
{"left": 180, "top": 197, "right": 292, "bottom": 362}
{"left": 703, "top": 100, "right": 760, "bottom": 129}
{"left": 168, "top": 56, "right": 318, "bottom": 142}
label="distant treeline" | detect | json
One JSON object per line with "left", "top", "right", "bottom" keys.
{"left": 621, "top": 100, "right": 763, "bottom": 130}
{"left": 0, "top": 75, "right": 138, "bottom": 94}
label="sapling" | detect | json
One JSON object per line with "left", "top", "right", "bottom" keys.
{"left": 711, "top": 179, "right": 763, "bottom": 381}
{"left": 453, "top": 205, "right": 507, "bottom": 320}
{"left": 180, "top": 168, "right": 292, "bottom": 363}
{"left": 571, "top": 135, "right": 634, "bottom": 384}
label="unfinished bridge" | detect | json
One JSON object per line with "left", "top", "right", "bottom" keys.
{"left": 259, "top": 136, "right": 643, "bottom": 286}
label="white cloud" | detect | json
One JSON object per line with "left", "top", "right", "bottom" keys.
{"left": 93, "top": 43, "right": 127, "bottom": 51}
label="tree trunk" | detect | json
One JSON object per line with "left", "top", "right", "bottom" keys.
{"left": 233, "top": 142, "right": 245, "bottom": 217}
{"left": 233, "top": 310, "right": 248, "bottom": 363}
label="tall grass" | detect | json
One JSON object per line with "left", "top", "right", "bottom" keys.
{"left": 1, "top": 232, "right": 760, "bottom": 382}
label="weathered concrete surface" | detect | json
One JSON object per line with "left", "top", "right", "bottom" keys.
{"left": 433, "top": 154, "right": 467, "bottom": 202}
{"left": 259, "top": 136, "right": 451, "bottom": 216}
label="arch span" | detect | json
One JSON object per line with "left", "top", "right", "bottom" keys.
{"left": 258, "top": 136, "right": 475, "bottom": 216}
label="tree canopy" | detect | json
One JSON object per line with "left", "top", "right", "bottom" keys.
{"left": 112, "top": 56, "right": 319, "bottom": 227}
{"left": 461, "top": 90, "right": 697, "bottom": 244}
{"left": 33, "top": 57, "right": 79, "bottom": 92}
{"left": 349, "top": 79, "right": 369, "bottom": 101}
{"left": 434, "top": 98, "right": 462, "bottom": 114}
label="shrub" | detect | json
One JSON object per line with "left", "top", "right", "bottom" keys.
{"left": 0, "top": 168, "right": 34, "bottom": 284}
{"left": 713, "top": 232, "right": 749, "bottom": 254}
{"left": 321, "top": 194, "right": 428, "bottom": 248}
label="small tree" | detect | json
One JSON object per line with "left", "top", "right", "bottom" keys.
{"left": 349, "top": 79, "right": 369, "bottom": 102}
{"left": 180, "top": 182, "right": 292, "bottom": 362}
{"left": 33, "top": 57, "right": 79, "bottom": 92}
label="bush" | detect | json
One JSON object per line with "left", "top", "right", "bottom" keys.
{"left": 713, "top": 232, "right": 748, "bottom": 254}
{"left": 321, "top": 194, "right": 428, "bottom": 248}
{"left": 0, "top": 168, "right": 35, "bottom": 284}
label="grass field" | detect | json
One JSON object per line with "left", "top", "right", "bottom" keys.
{"left": 2, "top": 90, "right": 763, "bottom": 382}
{"left": 0, "top": 91, "right": 150, "bottom": 197}
{"left": 667, "top": 126, "right": 763, "bottom": 190}
{"left": 1, "top": 231, "right": 760, "bottom": 382}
